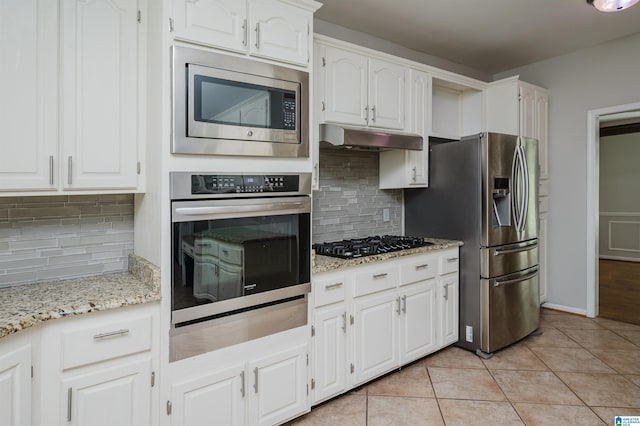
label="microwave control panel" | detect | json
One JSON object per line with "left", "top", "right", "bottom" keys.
{"left": 282, "top": 94, "right": 296, "bottom": 130}
{"left": 191, "top": 174, "right": 300, "bottom": 194}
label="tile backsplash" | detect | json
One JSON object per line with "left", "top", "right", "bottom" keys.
{"left": 0, "top": 195, "right": 134, "bottom": 287}
{"left": 313, "top": 149, "right": 402, "bottom": 244}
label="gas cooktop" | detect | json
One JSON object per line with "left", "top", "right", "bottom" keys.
{"left": 313, "top": 235, "right": 432, "bottom": 259}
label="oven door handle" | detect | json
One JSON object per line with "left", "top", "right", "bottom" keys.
{"left": 175, "top": 201, "right": 309, "bottom": 217}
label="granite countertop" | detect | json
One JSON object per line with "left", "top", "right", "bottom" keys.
{"left": 0, "top": 254, "right": 161, "bottom": 339}
{"left": 312, "top": 238, "right": 463, "bottom": 274}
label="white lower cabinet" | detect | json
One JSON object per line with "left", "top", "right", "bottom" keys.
{"left": 311, "top": 248, "right": 459, "bottom": 405}
{"left": 61, "top": 358, "right": 152, "bottom": 426}
{"left": 352, "top": 291, "right": 399, "bottom": 386}
{"left": 168, "top": 329, "right": 309, "bottom": 426}
{"left": 0, "top": 340, "right": 32, "bottom": 426}
{"left": 170, "top": 364, "right": 246, "bottom": 426}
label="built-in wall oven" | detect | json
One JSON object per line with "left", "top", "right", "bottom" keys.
{"left": 170, "top": 172, "right": 311, "bottom": 361}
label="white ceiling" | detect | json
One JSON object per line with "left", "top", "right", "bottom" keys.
{"left": 314, "top": 0, "right": 640, "bottom": 75}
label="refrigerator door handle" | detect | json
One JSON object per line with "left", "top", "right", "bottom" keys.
{"left": 520, "top": 145, "right": 530, "bottom": 232}
{"left": 511, "top": 146, "right": 522, "bottom": 231}
{"left": 493, "top": 240, "right": 538, "bottom": 256}
{"left": 493, "top": 267, "right": 539, "bottom": 287}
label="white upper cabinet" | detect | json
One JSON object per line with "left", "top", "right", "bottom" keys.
{"left": 61, "top": 0, "right": 139, "bottom": 190}
{"left": 379, "top": 69, "right": 431, "bottom": 189}
{"left": 172, "top": 0, "right": 247, "bottom": 53}
{"left": 0, "top": 0, "right": 58, "bottom": 191}
{"left": 0, "top": 0, "right": 144, "bottom": 195}
{"left": 318, "top": 44, "right": 406, "bottom": 130}
{"left": 486, "top": 77, "right": 549, "bottom": 180}
{"left": 171, "top": 0, "right": 320, "bottom": 67}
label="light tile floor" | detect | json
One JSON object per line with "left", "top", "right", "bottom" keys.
{"left": 289, "top": 309, "right": 640, "bottom": 425}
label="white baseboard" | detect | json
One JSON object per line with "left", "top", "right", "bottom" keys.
{"left": 541, "top": 302, "right": 588, "bottom": 317}
{"left": 599, "top": 255, "right": 640, "bottom": 263}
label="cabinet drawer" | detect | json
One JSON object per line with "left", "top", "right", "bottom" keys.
{"left": 62, "top": 315, "right": 152, "bottom": 370}
{"left": 440, "top": 252, "right": 459, "bottom": 275}
{"left": 313, "top": 272, "right": 347, "bottom": 308}
{"left": 400, "top": 256, "right": 437, "bottom": 286}
{"left": 353, "top": 265, "right": 399, "bottom": 297}
{"left": 218, "top": 242, "right": 242, "bottom": 265}
{"left": 194, "top": 237, "right": 218, "bottom": 257}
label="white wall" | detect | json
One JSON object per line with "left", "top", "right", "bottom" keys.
{"left": 494, "top": 33, "right": 640, "bottom": 312}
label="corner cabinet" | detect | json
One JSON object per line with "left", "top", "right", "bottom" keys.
{"left": 379, "top": 69, "right": 431, "bottom": 188}
{"left": 310, "top": 247, "right": 459, "bottom": 405}
{"left": 170, "top": 0, "right": 321, "bottom": 67}
{"left": 0, "top": 0, "right": 144, "bottom": 194}
{"left": 0, "top": 334, "right": 33, "bottom": 426}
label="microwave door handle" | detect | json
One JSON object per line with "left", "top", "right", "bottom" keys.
{"left": 175, "top": 201, "right": 308, "bottom": 217}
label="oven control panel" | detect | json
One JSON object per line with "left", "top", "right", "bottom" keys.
{"left": 190, "top": 174, "right": 300, "bottom": 194}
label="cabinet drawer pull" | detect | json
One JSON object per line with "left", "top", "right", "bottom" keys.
{"left": 324, "top": 282, "right": 343, "bottom": 290}
{"left": 253, "top": 367, "right": 259, "bottom": 393}
{"left": 446, "top": 257, "right": 458, "bottom": 263}
{"left": 396, "top": 296, "right": 401, "bottom": 314}
{"left": 240, "top": 371, "right": 245, "bottom": 397}
{"left": 443, "top": 285, "right": 449, "bottom": 300}
{"left": 373, "top": 273, "right": 388, "bottom": 279}
{"left": 93, "top": 328, "right": 129, "bottom": 339}
{"left": 401, "top": 295, "right": 407, "bottom": 313}
{"left": 67, "top": 387, "right": 72, "bottom": 421}
{"left": 341, "top": 311, "right": 347, "bottom": 333}
{"left": 67, "top": 156, "right": 73, "bottom": 185}
{"left": 242, "top": 19, "right": 247, "bottom": 46}
{"left": 49, "top": 156, "right": 54, "bottom": 185}
{"left": 255, "top": 23, "right": 260, "bottom": 49}
{"left": 415, "top": 264, "right": 430, "bottom": 270}
{"left": 371, "top": 105, "right": 376, "bottom": 122}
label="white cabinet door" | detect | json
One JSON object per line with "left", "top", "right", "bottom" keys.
{"left": 62, "top": 358, "right": 151, "bottom": 426}
{"left": 368, "top": 58, "right": 406, "bottom": 130}
{"left": 352, "top": 292, "right": 399, "bottom": 386}
{"left": 0, "top": 0, "right": 57, "bottom": 191}
{"left": 218, "top": 261, "right": 242, "bottom": 300}
{"left": 539, "top": 212, "right": 548, "bottom": 303}
{"left": 519, "top": 85, "right": 536, "bottom": 139}
{"left": 312, "top": 305, "right": 346, "bottom": 404}
{"left": 193, "top": 256, "right": 218, "bottom": 300}
{"left": 323, "top": 46, "right": 368, "bottom": 126}
{"left": 249, "top": 0, "right": 310, "bottom": 66}
{"left": 60, "top": 0, "right": 138, "bottom": 190}
{"left": 172, "top": 0, "right": 247, "bottom": 53}
{"left": 170, "top": 364, "right": 245, "bottom": 426}
{"left": 399, "top": 281, "right": 437, "bottom": 364}
{"left": 0, "top": 345, "right": 31, "bottom": 426}
{"left": 536, "top": 91, "right": 549, "bottom": 179}
{"left": 248, "top": 344, "right": 308, "bottom": 426}
{"left": 439, "top": 275, "right": 459, "bottom": 347}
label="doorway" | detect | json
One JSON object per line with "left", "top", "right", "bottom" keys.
{"left": 586, "top": 101, "right": 640, "bottom": 322}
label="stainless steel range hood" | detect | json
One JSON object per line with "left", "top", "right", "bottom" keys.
{"left": 319, "top": 123, "right": 423, "bottom": 151}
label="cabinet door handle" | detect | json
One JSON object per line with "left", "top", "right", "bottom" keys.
{"left": 67, "top": 387, "right": 72, "bottom": 421}
{"left": 93, "top": 328, "right": 129, "bottom": 339}
{"left": 254, "top": 23, "right": 260, "bottom": 49}
{"left": 396, "top": 296, "right": 401, "bottom": 315}
{"left": 242, "top": 19, "right": 247, "bottom": 46}
{"left": 240, "top": 371, "right": 245, "bottom": 397}
{"left": 443, "top": 285, "right": 449, "bottom": 300}
{"left": 321, "top": 101, "right": 326, "bottom": 111}
{"left": 371, "top": 106, "right": 376, "bottom": 122}
{"left": 373, "top": 273, "right": 388, "bottom": 279}
{"left": 67, "top": 156, "right": 73, "bottom": 185}
{"left": 341, "top": 311, "right": 347, "bottom": 333}
{"left": 412, "top": 166, "right": 417, "bottom": 182}
{"left": 253, "top": 367, "right": 259, "bottom": 393}
{"left": 364, "top": 106, "right": 369, "bottom": 123}
{"left": 401, "top": 295, "right": 407, "bottom": 313}
{"left": 415, "top": 263, "right": 429, "bottom": 270}
{"left": 324, "top": 282, "right": 343, "bottom": 290}
{"left": 49, "top": 156, "right": 54, "bottom": 185}
{"left": 447, "top": 257, "right": 458, "bottom": 262}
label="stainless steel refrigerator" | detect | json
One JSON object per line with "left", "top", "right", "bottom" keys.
{"left": 405, "top": 132, "right": 539, "bottom": 357}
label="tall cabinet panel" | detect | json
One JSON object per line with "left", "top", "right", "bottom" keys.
{"left": 0, "top": 0, "right": 57, "bottom": 191}
{"left": 61, "top": 0, "right": 138, "bottom": 190}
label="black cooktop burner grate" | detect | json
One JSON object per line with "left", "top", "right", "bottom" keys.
{"left": 313, "top": 235, "right": 432, "bottom": 259}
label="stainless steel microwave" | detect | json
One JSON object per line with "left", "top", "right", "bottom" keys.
{"left": 172, "top": 46, "right": 309, "bottom": 158}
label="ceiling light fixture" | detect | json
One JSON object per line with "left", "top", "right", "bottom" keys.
{"left": 587, "top": 0, "right": 640, "bottom": 12}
